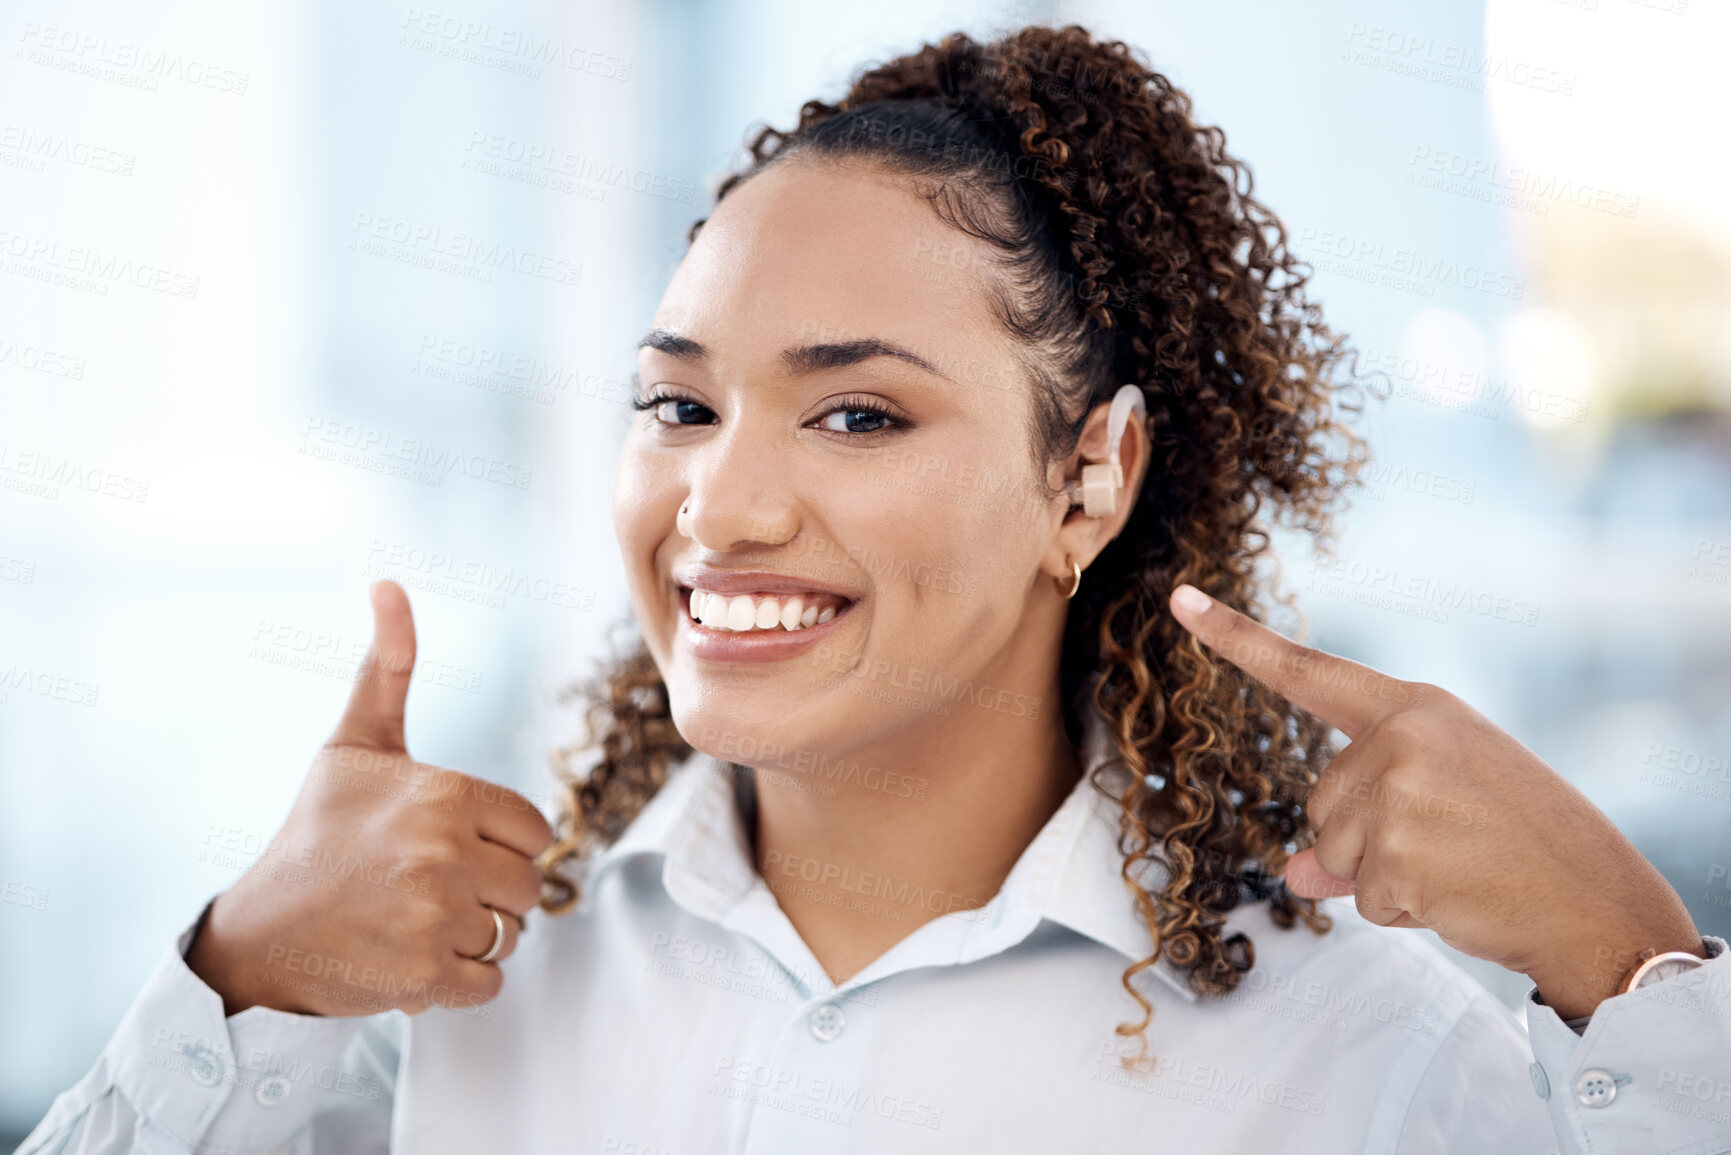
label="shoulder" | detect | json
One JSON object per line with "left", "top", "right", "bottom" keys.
{"left": 1224, "top": 896, "right": 1514, "bottom": 1039}
{"left": 1225, "top": 900, "right": 1550, "bottom": 1115}
{"left": 1218, "top": 897, "right": 1552, "bottom": 1147}
{"left": 1212, "top": 895, "right": 1539, "bottom": 1077}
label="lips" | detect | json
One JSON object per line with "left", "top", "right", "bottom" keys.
{"left": 673, "top": 577, "right": 858, "bottom": 664}
{"left": 672, "top": 566, "right": 856, "bottom": 597}
{"left": 669, "top": 564, "right": 860, "bottom": 671}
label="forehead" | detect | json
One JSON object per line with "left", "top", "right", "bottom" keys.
{"left": 650, "top": 158, "right": 1010, "bottom": 364}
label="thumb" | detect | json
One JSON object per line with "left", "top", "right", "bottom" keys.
{"left": 329, "top": 580, "right": 417, "bottom": 752}
{"left": 1283, "top": 847, "right": 1357, "bottom": 900}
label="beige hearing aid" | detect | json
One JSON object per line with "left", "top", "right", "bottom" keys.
{"left": 1065, "top": 384, "right": 1146, "bottom": 518}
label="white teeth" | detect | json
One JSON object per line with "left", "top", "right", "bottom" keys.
{"left": 687, "top": 589, "right": 846, "bottom": 632}
{"left": 726, "top": 595, "right": 757, "bottom": 631}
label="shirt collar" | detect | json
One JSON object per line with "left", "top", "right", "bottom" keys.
{"left": 583, "top": 704, "right": 1198, "bottom": 1003}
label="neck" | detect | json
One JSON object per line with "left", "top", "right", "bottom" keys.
{"left": 749, "top": 679, "right": 1083, "bottom": 985}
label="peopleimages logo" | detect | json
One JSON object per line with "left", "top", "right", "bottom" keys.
{"left": 349, "top": 212, "right": 582, "bottom": 287}
{"left": 0, "top": 443, "right": 148, "bottom": 502}
{"left": 1307, "top": 555, "right": 1541, "bottom": 628}
{"left": 0, "top": 125, "right": 136, "bottom": 176}
{"left": 361, "top": 538, "right": 596, "bottom": 611}
{"left": 0, "top": 665, "right": 101, "bottom": 707}
{"left": 0, "top": 333, "right": 87, "bottom": 379}
{"left": 761, "top": 849, "right": 993, "bottom": 926}
{"left": 1295, "top": 226, "right": 1526, "bottom": 301}
{"left": 697, "top": 726, "right": 929, "bottom": 801}
{"left": 263, "top": 944, "right": 493, "bottom": 1018}
{"left": 811, "top": 643, "right": 1042, "bottom": 720}
{"left": 199, "top": 826, "right": 433, "bottom": 897}
{"left": 300, "top": 418, "right": 533, "bottom": 489}
{"left": 1407, "top": 146, "right": 1640, "bottom": 220}
{"left": 1341, "top": 23, "right": 1576, "bottom": 97}
{"left": 398, "top": 8, "right": 633, "bottom": 80}
{"left": 463, "top": 132, "right": 696, "bottom": 203}
{"left": 1093, "top": 1042, "right": 1330, "bottom": 1116}
{"left": 711, "top": 1055, "right": 944, "bottom": 1130}
{"left": 14, "top": 22, "right": 252, "bottom": 94}
{"left": 0, "top": 226, "right": 200, "bottom": 298}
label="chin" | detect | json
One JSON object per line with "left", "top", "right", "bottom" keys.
{"left": 677, "top": 705, "right": 797, "bottom": 769}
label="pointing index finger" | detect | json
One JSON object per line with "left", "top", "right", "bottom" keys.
{"left": 1168, "top": 584, "right": 1415, "bottom": 740}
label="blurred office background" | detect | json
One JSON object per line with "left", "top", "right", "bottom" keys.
{"left": 3, "top": 0, "right": 1728, "bottom": 1143}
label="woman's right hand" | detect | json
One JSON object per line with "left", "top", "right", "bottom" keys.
{"left": 185, "top": 580, "right": 554, "bottom": 1017}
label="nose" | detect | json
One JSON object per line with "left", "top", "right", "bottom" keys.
{"left": 677, "top": 422, "right": 800, "bottom": 551}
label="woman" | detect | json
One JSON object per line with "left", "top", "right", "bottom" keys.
{"left": 22, "top": 24, "right": 1727, "bottom": 1155}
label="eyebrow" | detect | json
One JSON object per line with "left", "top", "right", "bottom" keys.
{"left": 635, "top": 328, "right": 951, "bottom": 383}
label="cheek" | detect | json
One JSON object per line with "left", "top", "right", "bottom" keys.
{"left": 932, "top": 502, "right": 1045, "bottom": 632}
{"left": 835, "top": 455, "right": 1046, "bottom": 633}
{"left": 611, "top": 443, "right": 682, "bottom": 614}
{"left": 612, "top": 443, "right": 672, "bottom": 551}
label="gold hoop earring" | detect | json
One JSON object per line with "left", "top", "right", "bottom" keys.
{"left": 1055, "top": 555, "right": 1082, "bottom": 599}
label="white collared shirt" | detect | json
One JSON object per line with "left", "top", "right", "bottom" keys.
{"left": 21, "top": 711, "right": 1731, "bottom": 1154}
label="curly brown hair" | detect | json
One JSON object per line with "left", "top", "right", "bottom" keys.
{"left": 536, "top": 23, "right": 1378, "bottom": 1050}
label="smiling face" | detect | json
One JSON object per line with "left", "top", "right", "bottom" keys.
{"left": 613, "top": 158, "right": 1085, "bottom": 767}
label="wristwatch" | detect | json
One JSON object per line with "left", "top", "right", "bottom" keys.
{"left": 1617, "top": 946, "right": 1707, "bottom": 994}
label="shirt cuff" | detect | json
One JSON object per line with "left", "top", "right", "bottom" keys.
{"left": 1525, "top": 934, "right": 1731, "bottom": 1155}
{"left": 106, "top": 897, "right": 396, "bottom": 1150}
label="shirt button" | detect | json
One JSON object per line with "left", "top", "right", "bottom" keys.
{"left": 809, "top": 1003, "right": 846, "bottom": 1042}
{"left": 255, "top": 1075, "right": 293, "bottom": 1107}
{"left": 183, "top": 1044, "right": 223, "bottom": 1088}
{"left": 1574, "top": 1069, "right": 1618, "bottom": 1108}
{"left": 1527, "top": 1061, "right": 1549, "bottom": 1100}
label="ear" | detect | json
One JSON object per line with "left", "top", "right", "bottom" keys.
{"left": 1043, "top": 394, "right": 1150, "bottom": 589}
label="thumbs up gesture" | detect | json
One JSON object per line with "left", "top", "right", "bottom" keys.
{"left": 1166, "top": 584, "right": 1703, "bottom": 1020}
{"left": 186, "top": 582, "right": 554, "bottom": 1016}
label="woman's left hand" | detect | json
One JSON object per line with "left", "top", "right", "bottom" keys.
{"left": 1167, "top": 583, "right": 1704, "bottom": 1021}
